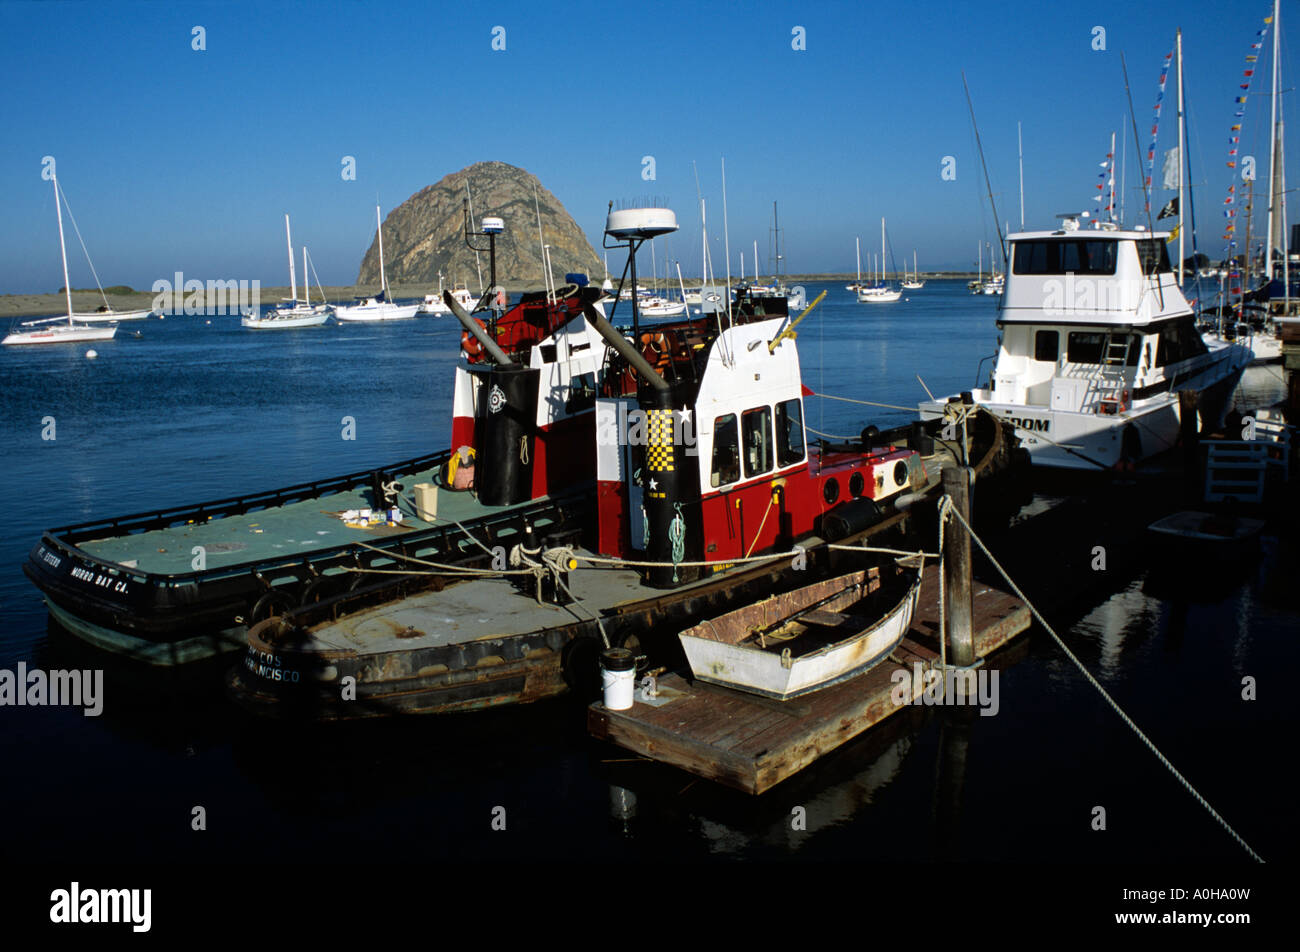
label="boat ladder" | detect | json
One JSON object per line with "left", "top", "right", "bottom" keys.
{"left": 1093, "top": 334, "right": 1131, "bottom": 415}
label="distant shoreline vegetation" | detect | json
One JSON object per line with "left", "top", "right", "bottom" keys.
{"left": 57, "top": 285, "right": 136, "bottom": 295}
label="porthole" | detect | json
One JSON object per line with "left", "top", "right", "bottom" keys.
{"left": 849, "top": 472, "right": 865, "bottom": 498}
{"left": 894, "top": 461, "right": 909, "bottom": 486}
{"left": 823, "top": 478, "right": 839, "bottom": 505}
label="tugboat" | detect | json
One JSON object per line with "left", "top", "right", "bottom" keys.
{"left": 921, "top": 216, "right": 1253, "bottom": 471}
{"left": 228, "top": 205, "right": 1029, "bottom": 718}
{"left": 20, "top": 213, "right": 611, "bottom": 666}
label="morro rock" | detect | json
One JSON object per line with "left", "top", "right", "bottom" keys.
{"left": 357, "top": 161, "right": 602, "bottom": 289}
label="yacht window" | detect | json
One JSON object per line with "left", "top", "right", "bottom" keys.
{"left": 1013, "top": 240, "right": 1118, "bottom": 275}
{"left": 1155, "top": 318, "right": 1209, "bottom": 366}
{"left": 1067, "top": 332, "right": 1106, "bottom": 363}
{"left": 774, "top": 398, "right": 806, "bottom": 467}
{"left": 742, "top": 406, "right": 774, "bottom": 478}
{"left": 1136, "top": 239, "right": 1173, "bottom": 275}
{"left": 1034, "top": 330, "right": 1059, "bottom": 362}
{"left": 710, "top": 414, "right": 740, "bottom": 488}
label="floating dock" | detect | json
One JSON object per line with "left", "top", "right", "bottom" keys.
{"left": 588, "top": 564, "right": 1030, "bottom": 794}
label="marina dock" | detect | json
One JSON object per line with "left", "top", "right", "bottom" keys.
{"left": 588, "top": 563, "right": 1030, "bottom": 794}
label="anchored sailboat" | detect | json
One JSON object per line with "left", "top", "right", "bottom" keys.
{"left": 335, "top": 204, "right": 419, "bottom": 322}
{"left": 3, "top": 174, "right": 118, "bottom": 346}
{"left": 243, "top": 215, "right": 331, "bottom": 329}
{"left": 857, "top": 218, "right": 901, "bottom": 302}
{"left": 902, "top": 250, "right": 925, "bottom": 289}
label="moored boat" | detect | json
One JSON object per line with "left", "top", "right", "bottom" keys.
{"left": 3, "top": 173, "right": 119, "bottom": 347}
{"left": 226, "top": 205, "right": 1030, "bottom": 718}
{"left": 920, "top": 216, "right": 1253, "bottom": 471}
{"left": 677, "top": 558, "right": 922, "bottom": 700}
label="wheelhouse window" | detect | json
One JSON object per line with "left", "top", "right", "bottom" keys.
{"left": 1034, "top": 330, "right": 1059, "bottom": 362}
{"left": 1136, "top": 239, "right": 1173, "bottom": 275}
{"left": 1155, "top": 318, "right": 1209, "bottom": 366}
{"left": 742, "top": 406, "right": 774, "bottom": 478}
{"left": 1013, "top": 240, "right": 1118, "bottom": 275}
{"left": 774, "top": 398, "right": 806, "bottom": 467}
{"left": 1066, "top": 332, "right": 1106, "bottom": 364}
{"left": 710, "top": 414, "right": 740, "bottom": 488}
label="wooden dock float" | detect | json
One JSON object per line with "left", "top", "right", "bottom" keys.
{"left": 587, "top": 565, "right": 1031, "bottom": 795}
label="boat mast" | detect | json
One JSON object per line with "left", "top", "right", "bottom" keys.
{"left": 375, "top": 204, "right": 387, "bottom": 298}
{"left": 1267, "top": 0, "right": 1281, "bottom": 281}
{"left": 285, "top": 214, "right": 297, "bottom": 304}
{"left": 753, "top": 239, "right": 759, "bottom": 285}
{"left": 303, "top": 247, "right": 309, "bottom": 306}
{"left": 1018, "top": 121, "right": 1025, "bottom": 229}
{"left": 52, "top": 175, "right": 73, "bottom": 324}
{"left": 1120, "top": 119, "right": 1127, "bottom": 226}
{"left": 1177, "top": 27, "right": 1186, "bottom": 283}
{"left": 881, "top": 218, "right": 886, "bottom": 285}
{"left": 856, "top": 236, "right": 861, "bottom": 284}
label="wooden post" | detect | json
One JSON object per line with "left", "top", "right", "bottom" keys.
{"left": 1179, "top": 389, "right": 1200, "bottom": 475}
{"left": 942, "top": 465, "right": 975, "bottom": 667}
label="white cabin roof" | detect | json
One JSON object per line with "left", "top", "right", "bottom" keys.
{"left": 1007, "top": 227, "right": 1169, "bottom": 242}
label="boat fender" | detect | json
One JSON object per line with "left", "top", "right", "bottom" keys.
{"left": 821, "top": 497, "right": 883, "bottom": 542}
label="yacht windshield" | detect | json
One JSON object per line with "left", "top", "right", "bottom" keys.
{"left": 1013, "top": 240, "right": 1118, "bottom": 275}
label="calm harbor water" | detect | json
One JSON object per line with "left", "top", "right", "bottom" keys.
{"left": 0, "top": 280, "right": 1291, "bottom": 865}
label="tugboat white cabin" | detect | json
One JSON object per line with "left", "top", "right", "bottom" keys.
{"left": 921, "top": 218, "right": 1253, "bottom": 470}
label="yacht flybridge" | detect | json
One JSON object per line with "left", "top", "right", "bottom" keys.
{"left": 920, "top": 217, "right": 1253, "bottom": 471}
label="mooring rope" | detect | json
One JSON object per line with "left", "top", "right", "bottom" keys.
{"left": 946, "top": 502, "right": 1264, "bottom": 864}
{"left": 810, "top": 392, "right": 920, "bottom": 413}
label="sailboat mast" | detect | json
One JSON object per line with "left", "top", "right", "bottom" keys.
{"left": 285, "top": 214, "right": 297, "bottom": 303}
{"left": 856, "top": 236, "right": 861, "bottom": 283}
{"left": 303, "top": 247, "right": 309, "bottom": 306}
{"left": 376, "top": 204, "right": 387, "bottom": 297}
{"left": 1177, "top": 28, "right": 1186, "bottom": 283}
{"left": 1018, "top": 121, "right": 1025, "bottom": 230}
{"left": 1267, "top": 0, "right": 1280, "bottom": 280}
{"left": 53, "top": 176, "right": 73, "bottom": 325}
{"left": 753, "top": 239, "right": 759, "bottom": 284}
{"left": 881, "top": 218, "right": 886, "bottom": 284}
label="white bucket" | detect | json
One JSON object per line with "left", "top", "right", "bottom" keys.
{"left": 600, "top": 648, "right": 637, "bottom": 710}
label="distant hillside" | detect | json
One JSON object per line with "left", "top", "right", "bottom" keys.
{"left": 357, "top": 161, "right": 602, "bottom": 289}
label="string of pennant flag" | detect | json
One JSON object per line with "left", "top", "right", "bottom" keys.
{"left": 1222, "top": 11, "right": 1273, "bottom": 271}
{"left": 1143, "top": 50, "right": 1173, "bottom": 214}
{"left": 1094, "top": 143, "right": 1115, "bottom": 219}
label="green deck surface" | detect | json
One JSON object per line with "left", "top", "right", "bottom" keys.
{"left": 75, "top": 466, "right": 518, "bottom": 576}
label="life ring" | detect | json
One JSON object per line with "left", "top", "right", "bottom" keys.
{"left": 641, "top": 332, "right": 670, "bottom": 366}
{"left": 460, "top": 318, "right": 489, "bottom": 359}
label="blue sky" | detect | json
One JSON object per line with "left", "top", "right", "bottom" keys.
{"left": 0, "top": 0, "right": 1293, "bottom": 291}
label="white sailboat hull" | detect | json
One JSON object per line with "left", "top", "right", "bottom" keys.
{"left": 71, "top": 308, "right": 152, "bottom": 323}
{"left": 242, "top": 308, "right": 330, "bottom": 329}
{"left": 3, "top": 324, "right": 117, "bottom": 345}
{"left": 857, "top": 287, "right": 902, "bottom": 303}
{"left": 334, "top": 303, "right": 419, "bottom": 322}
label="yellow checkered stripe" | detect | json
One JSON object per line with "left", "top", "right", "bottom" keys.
{"left": 647, "top": 409, "right": 675, "bottom": 472}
